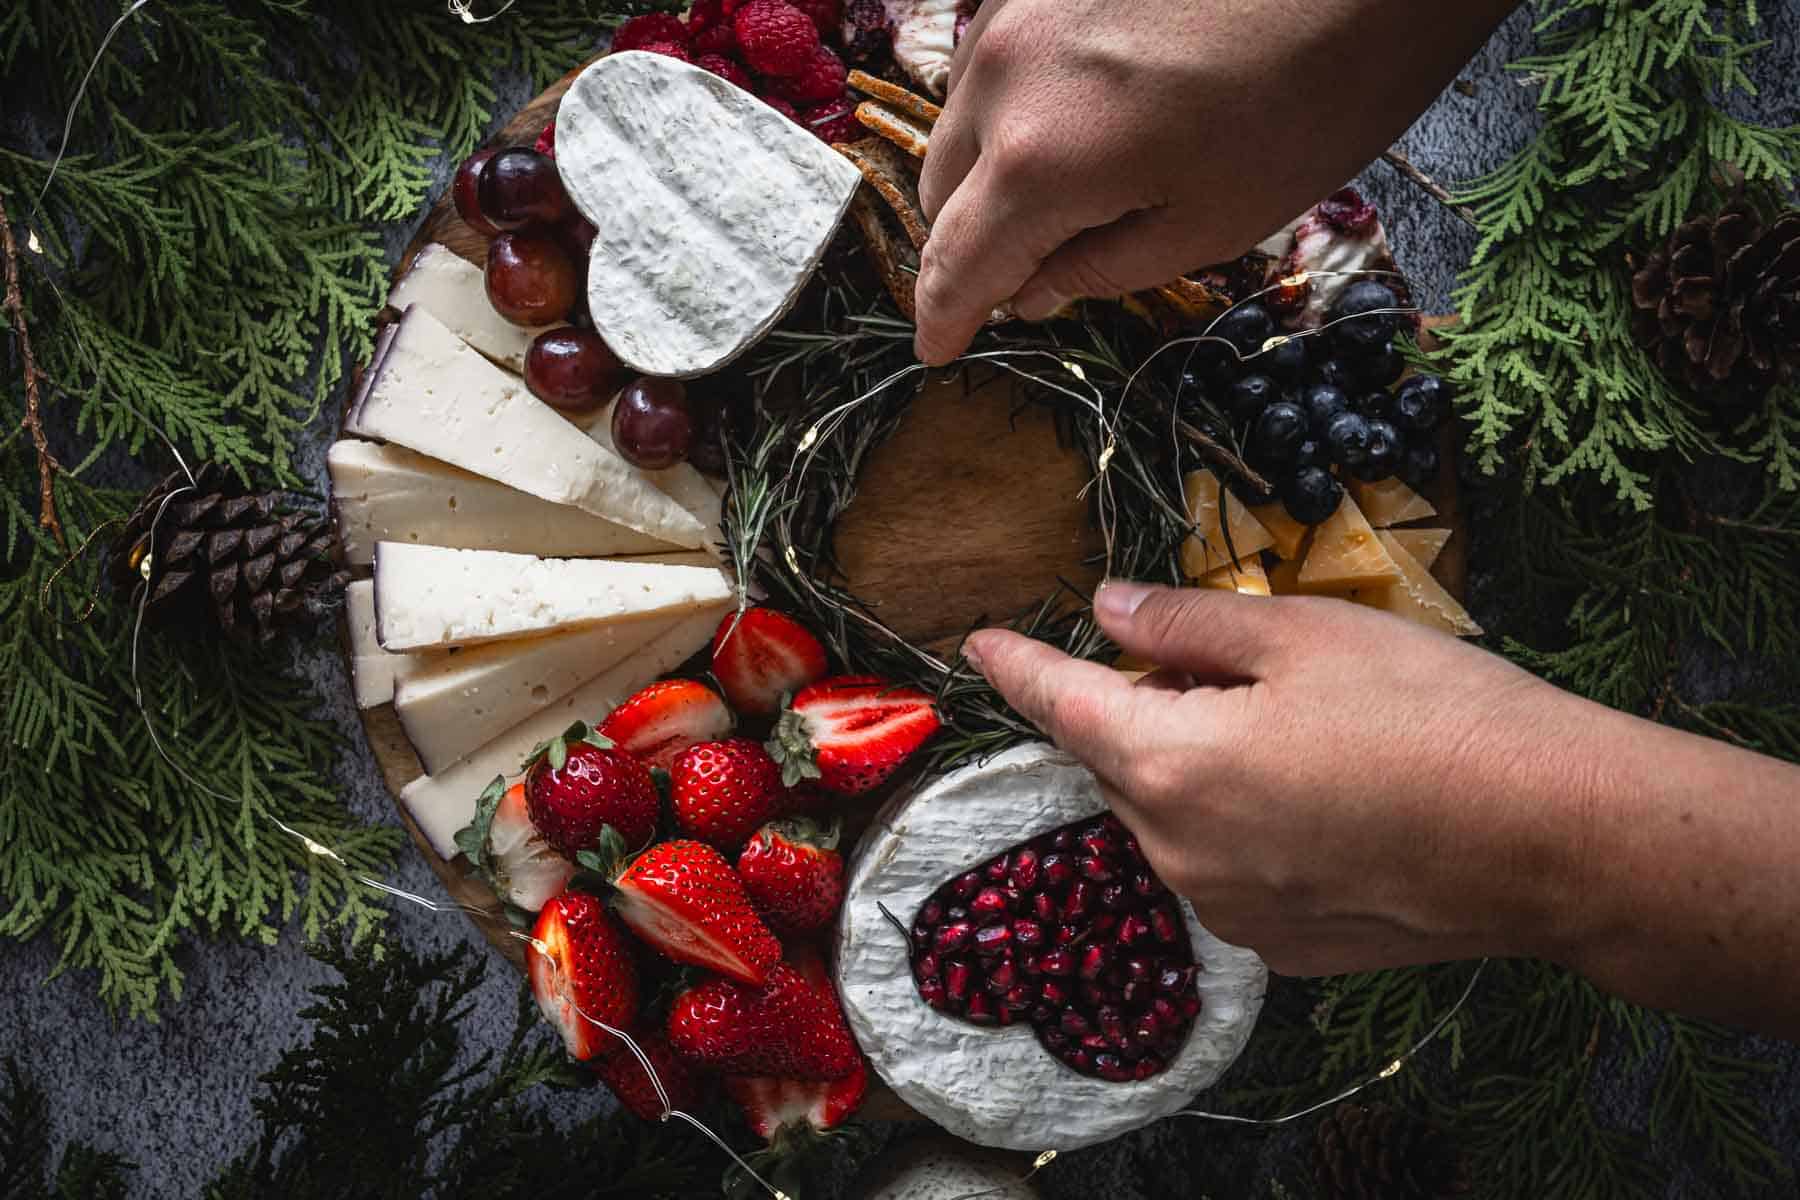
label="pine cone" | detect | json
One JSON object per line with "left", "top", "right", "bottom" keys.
{"left": 1312, "top": 1102, "right": 1470, "bottom": 1200}
{"left": 1630, "top": 200, "right": 1800, "bottom": 409}
{"left": 108, "top": 464, "right": 348, "bottom": 642}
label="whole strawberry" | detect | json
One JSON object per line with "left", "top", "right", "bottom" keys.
{"left": 726, "top": 947, "right": 867, "bottom": 1141}
{"left": 599, "top": 678, "right": 734, "bottom": 770}
{"left": 528, "top": 890, "right": 638, "bottom": 1061}
{"left": 671, "top": 737, "right": 790, "bottom": 851}
{"left": 591, "top": 1030, "right": 705, "bottom": 1121}
{"left": 667, "top": 961, "right": 860, "bottom": 1080}
{"left": 612, "top": 838, "right": 782, "bottom": 984}
{"left": 737, "top": 817, "right": 844, "bottom": 935}
{"left": 524, "top": 723, "right": 659, "bottom": 859}
{"left": 710, "top": 606, "right": 829, "bottom": 717}
{"left": 768, "top": 675, "right": 941, "bottom": 795}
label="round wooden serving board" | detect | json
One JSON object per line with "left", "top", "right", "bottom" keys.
{"left": 340, "top": 55, "right": 1466, "bottom": 1121}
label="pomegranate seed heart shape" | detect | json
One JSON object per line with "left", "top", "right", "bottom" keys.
{"left": 907, "top": 813, "right": 1200, "bottom": 1082}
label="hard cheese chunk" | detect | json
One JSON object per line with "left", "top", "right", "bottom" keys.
{"left": 1180, "top": 470, "right": 1275, "bottom": 578}
{"left": 1296, "top": 493, "right": 1402, "bottom": 590}
{"left": 346, "top": 579, "right": 411, "bottom": 707}
{"left": 1266, "top": 558, "right": 1356, "bottom": 597}
{"left": 400, "top": 606, "right": 726, "bottom": 859}
{"left": 372, "top": 543, "right": 731, "bottom": 651}
{"left": 396, "top": 615, "right": 680, "bottom": 774}
{"left": 1347, "top": 477, "right": 1436, "bottom": 528}
{"left": 555, "top": 52, "right": 863, "bottom": 376}
{"left": 1385, "top": 527, "right": 1451, "bottom": 570}
{"left": 1249, "top": 502, "right": 1310, "bottom": 560}
{"left": 328, "top": 439, "right": 673, "bottom": 565}
{"left": 345, "top": 306, "right": 704, "bottom": 547}
{"left": 1198, "top": 557, "right": 1271, "bottom": 596}
{"left": 583, "top": 401, "right": 723, "bottom": 558}
{"left": 386, "top": 243, "right": 550, "bottom": 373}
{"left": 1356, "top": 533, "right": 1483, "bottom": 637}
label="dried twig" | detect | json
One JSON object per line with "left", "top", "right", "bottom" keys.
{"left": 1381, "top": 147, "right": 1479, "bottom": 229}
{"left": 0, "top": 191, "right": 64, "bottom": 545}
{"left": 1175, "top": 416, "right": 1273, "bottom": 495}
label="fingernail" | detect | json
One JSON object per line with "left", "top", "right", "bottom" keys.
{"left": 1096, "top": 580, "right": 1152, "bottom": 622}
{"left": 1013, "top": 291, "right": 1067, "bottom": 323}
{"left": 961, "top": 630, "right": 993, "bottom": 673}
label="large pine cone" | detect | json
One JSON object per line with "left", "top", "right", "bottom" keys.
{"left": 1312, "top": 1101, "right": 1469, "bottom": 1200}
{"left": 1630, "top": 201, "right": 1800, "bottom": 408}
{"left": 108, "top": 464, "right": 348, "bottom": 642}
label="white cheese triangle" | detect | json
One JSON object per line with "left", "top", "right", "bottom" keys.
{"left": 328, "top": 439, "right": 675, "bottom": 565}
{"left": 372, "top": 542, "right": 731, "bottom": 652}
{"left": 346, "top": 306, "right": 704, "bottom": 547}
{"left": 346, "top": 579, "right": 413, "bottom": 708}
{"left": 400, "top": 605, "right": 726, "bottom": 859}
{"left": 555, "top": 52, "right": 863, "bottom": 377}
{"left": 581, "top": 402, "right": 724, "bottom": 558}
{"left": 396, "top": 614, "right": 680, "bottom": 774}
{"left": 386, "top": 243, "right": 551, "bottom": 373}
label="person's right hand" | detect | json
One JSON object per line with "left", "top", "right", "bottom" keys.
{"left": 913, "top": 0, "right": 1518, "bottom": 364}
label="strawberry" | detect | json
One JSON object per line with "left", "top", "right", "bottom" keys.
{"left": 711, "top": 606, "right": 829, "bottom": 717}
{"left": 667, "top": 961, "right": 859, "bottom": 1080}
{"left": 725, "top": 947, "right": 867, "bottom": 1140}
{"left": 737, "top": 817, "right": 844, "bottom": 935}
{"left": 598, "top": 679, "right": 735, "bottom": 770}
{"left": 591, "top": 1030, "right": 706, "bottom": 1120}
{"left": 611, "top": 839, "right": 782, "bottom": 984}
{"left": 671, "top": 737, "right": 790, "bottom": 851}
{"left": 454, "top": 779, "right": 575, "bottom": 914}
{"left": 767, "top": 675, "right": 941, "bottom": 795}
{"left": 523, "top": 723, "right": 659, "bottom": 860}
{"left": 528, "top": 890, "right": 639, "bottom": 1061}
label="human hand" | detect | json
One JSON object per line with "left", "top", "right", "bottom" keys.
{"left": 913, "top": 0, "right": 1517, "bottom": 364}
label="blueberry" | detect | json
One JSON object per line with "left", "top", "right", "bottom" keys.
{"left": 1308, "top": 358, "right": 1353, "bottom": 390}
{"left": 1250, "top": 401, "right": 1309, "bottom": 464}
{"left": 1351, "top": 342, "right": 1406, "bottom": 388}
{"left": 1294, "top": 438, "right": 1328, "bottom": 468}
{"left": 1282, "top": 466, "right": 1343, "bottom": 526}
{"left": 1352, "top": 389, "right": 1395, "bottom": 421}
{"left": 1400, "top": 442, "right": 1441, "bottom": 487}
{"left": 1328, "top": 280, "right": 1400, "bottom": 353}
{"left": 1325, "top": 411, "right": 1373, "bottom": 468}
{"left": 1300, "top": 384, "right": 1349, "bottom": 434}
{"left": 1210, "top": 303, "right": 1275, "bottom": 356}
{"left": 1259, "top": 335, "right": 1310, "bottom": 384}
{"left": 1392, "top": 374, "right": 1451, "bottom": 433}
{"left": 1185, "top": 342, "right": 1240, "bottom": 389}
{"left": 1227, "top": 374, "right": 1279, "bottom": 427}
{"left": 1352, "top": 419, "right": 1403, "bottom": 481}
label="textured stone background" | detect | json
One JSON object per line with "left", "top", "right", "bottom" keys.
{"left": 3, "top": 4, "right": 1798, "bottom": 1197}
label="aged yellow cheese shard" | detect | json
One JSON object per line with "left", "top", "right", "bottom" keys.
{"left": 1385, "top": 527, "right": 1451, "bottom": 570}
{"left": 1267, "top": 557, "right": 1357, "bottom": 597}
{"left": 1180, "top": 470, "right": 1275, "bottom": 578}
{"left": 1347, "top": 477, "right": 1437, "bottom": 528}
{"left": 1114, "top": 651, "right": 1158, "bottom": 672}
{"left": 1198, "top": 557, "right": 1272, "bottom": 596}
{"left": 1248, "top": 503, "right": 1310, "bottom": 559}
{"left": 1297, "top": 493, "right": 1403, "bottom": 590}
{"left": 1356, "top": 532, "right": 1483, "bottom": 637}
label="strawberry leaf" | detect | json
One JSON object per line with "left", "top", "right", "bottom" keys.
{"left": 453, "top": 776, "right": 509, "bottom": 869}
{"left": 766, "top": 711, "right": 822, "bottom": 788}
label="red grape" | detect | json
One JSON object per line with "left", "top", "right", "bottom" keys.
{"left": 453, "top": 148, "right": 501, "bottom": 238}
{"left": 525, "top": 328, "right": 623, "bottom": 415}
{"left": 478, "top": 148, "right": 573, "bottom": 231}
{"left": 686, "top": 391, "right": 728, "bottom": 477}
{"left": 611, "top": 378, "right": 695, "bottom": 470}
{"left": 486, "top": 234, "right": 580, "bottom": 326}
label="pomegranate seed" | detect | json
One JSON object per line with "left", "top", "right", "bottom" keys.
{"left": 1181, "top": 995, "right": 1202, "bottom": 1019}
{"left": 1079, "top": 855, "right": 1114, "bottom": 882}
{"left": 1100, "top": 883, "right": 1129, "bottom": 910}
{"left": 1050, "top": 830, "right": 1075, "bottom": 851}
{"left": 986, "top": 961, "right": 1017, "bottom": 992}
{"left": 1060, "top": 1009, "right": 1091, "bottom": 1036}
{"left": 914, "top": 952, "right": 941, "bottom": 980}
{"left": 1079, "top": 982, "right": 1110, "bottom": 1008}
{"left": 1091, "top": 914, "right": 1119, "bottom": 936}
{"left": 1012, "top": 919, "right": 1045, "bottom": 948}
{"left": 1150, "top": 904, "right": 1180, "bottom": 943}
{"left": 984, "top": 854, "right": 1010, "bottom": 882}
{"left": 1120, "top": 1035, "right": 1146, "bottom": 1061}
{"left": 1150, "top": 996, "right": 1179, "bottom": 1029}
{"left": 1116, "top": 914, "right": 1151, "bottom": 946}
{"left": 1122, "top": 832, "right": 1141, "bottom": 857}
{"left": 1135, "top": 1015, "right": 1161, "bottom": 1045}
{"left": 918, "top": 978, "right": 947, "bottom": 1008}
{"left": 1040, "top": 1028, "right": 1070, "bottom": 1050}
{"left": 1099, "top": 1005, "right": 1126, "bottom": 1042}
{"left": 919, "top": 900, "right": 943, "bottom": 926}
{"left": 995, "top": 1002, "right": 1015, "bottom": 1026}
{"left": 1133, "top": 1056, "right": 1162, "bottom": 1080}
{"left": 1157, "top": 965, "right": 1185, "bottom": 993}
{"left": 974, "top": 923, "right": 1012, "bottom": 952}
{"left": 1004, "top": 982, "right": 1039, "bottom": 1010}
{"left": 1122, "top": 980, "right": 1146, "bottom": 1006}
{"left": 946, "top": 959, "right": 972, "bottom": 1001}
{"left": 1039, "top": 979, "right": 1069, "bottom": 1007}
{"left": 1039, "top": 949, "right": 1075, "bottom": 976}
{"left": 1031, "top": 1003, "right": 1057, "bottom": 1025}
{"left": 1095, "top": 1054, "right": 1132, "bottom": 1082}
{"left": 935, "top": 921, "right": 974, "bottom": 953}
{"left": 1063, "top": 881, "right": 1093, "bottom": 920}
{"left": 946, "top": 905, "right": 969, "bottom": 921}
{"left": 1009, "top": 849, "right": 1040, "bottom": 891}
{"left": 1018, "top": 951, "right": 1042, "bottom": 975}
{"left": 1064, "top": 1048, "right": 1093, "bottom": 1072}
{"left": 1080, "top": 1032, "right": 1112, "bottom": 1053}
{"left": 1080, "top": 830, "right": 1114, "bottom": 858}
{"left": 1055, "top": 924, "right": 1081, "bottom": 946}
{"left": 966, "top": 991, "right": 996, "bottom": 1025}
{"left": 951, "top": 872, "right": 980, "bottom": 900}
{"left": 1105, "top": 966, "right": 1128, "bottom": 989}
{"left": 1131, "top": 870, "right": 1162, "bottom": 898}
{"left": 1079, "top": 944, "right": 1110, "bottom": 980}
{"left": 1002, "top": 884, "right": 1024, "bottom": 910}
{"left": 1032, "top": 892, "right": 1058, "bottom": 922}
{"left": 971, "top": 887, "right": 1009, "bottom": 920}
{"left": 1040, "top": 854, "right": 1075, "bottom": 889}
{"left": 1124, "top": 956, "right": 1153, "bottom": 981}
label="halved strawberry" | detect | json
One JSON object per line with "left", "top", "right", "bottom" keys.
{"left": 666, "top": 961, "right": 859, "bottom": 1081}
{"left": 737, "top": 816, "right": 844, "bottom": 935}
{"left": 528, "top": 890, "right": 639, "bottom": 1061}
{"left": 524, "top": 723, "right": 659, "bottom": 859}
{"left": 591, "top": 1030, "right": 706, "bottom": 1121}
{"left": 767, "top": 675, "right": 941, "bottom": 795}
{"left": 454, "top": 779, "right": 575, "bottom": 914}
{"left": 726, "top": 1059, "right": 867, "bottom": 1143}
{"left": 598, "top": 679, "right": 735, "bottom": 770}
{"left": 611, "top": 839, "right": 782, "bottom": 985}
{"left": 711, "top": 607, "right": 829, "bottom": 717}
{"left": 671, "top": 737, "right": 790, "bottom": 851}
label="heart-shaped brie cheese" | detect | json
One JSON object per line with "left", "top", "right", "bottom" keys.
{"left": 554, "top": 51, "right": 864, "bottom": 378}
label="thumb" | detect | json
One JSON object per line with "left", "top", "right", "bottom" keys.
{"left": 1010, "top": 207, "right": 1193, "bottom": 321}
{"left": 963, "top": 628, "right": 1147, "bottom": 788}
{"left": 1095, "top": 581, "right": 1293, "bottom": 681}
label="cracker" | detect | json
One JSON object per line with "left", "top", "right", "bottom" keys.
{"left": 847, "top": 69, "right": 943, "bottom": 127}
{"left": 856, "top": 100, "right": 932, "bottom": 159}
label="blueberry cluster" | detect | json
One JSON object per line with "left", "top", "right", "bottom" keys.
{"left": 1180, "top": 282, "right": 1454, "bottom": 526}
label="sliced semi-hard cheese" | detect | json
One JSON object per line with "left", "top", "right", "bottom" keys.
{"left": 328, "top": 439, "right": 673, "bottom": 565}
{"left": 346, "top": 306, "right": 704, "bottom": 547}
{"left": 373, "top": 542, "right": 731, "bottom": 652}
{"left": 1347, "top": 476, "right": 1437, "bottom": 528}
{"left": 1180, "top": 470, "right": 1274, "bottom": 578}
{"left": 1198, "top": 556, "right": 1272, "bottom": 596}
{"left": 396, "top": 615, "right": 680, "bottom": 774}
{"left": 400, "top": 605, "right": 726, "bottom": 859}
{"left": 555, "top": 52, "right": 863, "bottom": 377}
{"left": 583, "top": 402, "right": 723, "bottom": 557}
{"left": 386, "top": 242, "right": 551, "bottom": 373}
{"left": 1248, "top": 502, "right": 1310, "bottom": 560}
{"left": 346, "top": 579, "right": 413, "bottom": 707}
{"left": 1265, "top": 557, "right": 1356, "bottom": 597}
{"left": 1296, "top": 493, "right": 1402, "bottom": 591}
{"left": 1355, "top": 532, "right": 1483, "bottom": 637}
{"left": 1385, "top": 527, "right": 1451, "bottom": 570}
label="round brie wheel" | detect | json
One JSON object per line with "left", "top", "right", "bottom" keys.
{"left": 836, "top": 742, "right": 1268, "bottom": 1151}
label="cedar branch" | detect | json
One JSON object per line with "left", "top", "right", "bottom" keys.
{"left": 0, "top": 191, "right": 63, "bottom": 545}
{"left": 1381, "top": 147, "right": 1479, "bottom": 229}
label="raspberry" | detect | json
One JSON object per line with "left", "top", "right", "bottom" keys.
{"left": 637, "top": 39, "right": 694, "bottom": 63}
{"left": 534, "top": 120, "right": 556, "bottom": 158}
{"left": 842, "top": 0, "right": 891, "bottom": 62}
{"left": 735, "top": 0, "right": 821, "bottom": 77}
{"left": 790, "top": 0, "right": 843, "bottom": 33}
{"left": 760, "top": 94, "right": 799, "bottom": 121}
{"left": 698, "top": 53, "right": 754, "bottom": 91}
{"left": 613, "top": 13, "right": 691, "bottom": 52}
{"left": 802, "top": 97, "right": 861, "bottom": 145}
{"left": 688, "top": 0, "right": 738, "bottom": 53}
{"left": 785, "top": 45, "right": 847, "bottom": 103}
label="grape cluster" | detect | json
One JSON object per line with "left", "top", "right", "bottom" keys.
{"left": 1181, "top": 281, "right": 1453, "bottom": 527}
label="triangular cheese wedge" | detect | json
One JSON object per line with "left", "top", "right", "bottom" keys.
{"left": 400, "top": 605, "right": 727, "bottom": 859}
{"left": 396, "top": 615, "right": 680, "bottom": 774}
{"left": 1180, "top": 470, "right": 1275, "bottom": 578}
{"left": 346, "top": 580, "right": 413, "bottom": 707}
{"left": 1297, "top": 493, "right": 1402, "bottom": 590}
{"left": 1248, "top": 503, "right": 1310, "bottom": 560}
{"left": 329, "top": 440, "right": 674, "bottom": 566}
{"left": 372, "top": 543, "right": 731, "bottom": 651}
{"left": 1347, "top": 477, "right": 1436, "bottom": 528}
{"left": 1266, "top": 557, "right": 1356, "bottom": 596}
{"left": 387, "top": 243, "right": 551, "bottom": 373}
{"left": 1385, "top": 527, "right": 1451, "bottom": 571}
{"left": 583, "top": 401, "right": 723, "bottom": 559}
{"left": 346, "top": 306, "right": 704, "bottom": 547}
{"left": 1355, "top": 533, "right": 1483, "bottom": 637}
{"left": 1198, "top": 557, "right": 1272, "bottom": 596}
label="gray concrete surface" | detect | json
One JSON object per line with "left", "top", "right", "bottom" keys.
{"left": 3, "top": 5, "right": 1798, "bottom": 1197}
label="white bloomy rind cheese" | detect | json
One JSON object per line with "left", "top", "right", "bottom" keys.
{"left": 837, "top": 742, "right": 1268, "bottom": 1151}
{"left": 346, "top": 305, "right": 704, "bottom": 547}
{"left": 386, "top": 242, "right": 550, "bottom": 373}
{"left": 400, "top": 605, "right": 727, "bottom": 859}
{"left": 554, "top": 52, "right": 863, "bottom": 377}
{"left": 328, "top": 439, "right": 674, "bottom": 565}
{"left": 372, "top": 543, "right": 730, "bottom": 652}
{"left": 878, "top": 0, "right": 960, "bottom": 96}
{"left": 346, "top": 579, "right": 409, "bottom": 708}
